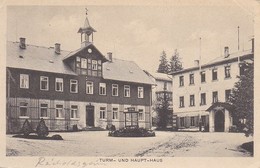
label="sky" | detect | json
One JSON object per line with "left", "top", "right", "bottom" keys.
{"left": 6, "top": 2, "right": 255, "bottom": 72}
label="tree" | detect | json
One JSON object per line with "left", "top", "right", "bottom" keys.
{"left": 230, "top": 61, "right": 254, "bottom": 136}
{"left": 36, "top": 118, "right": 49, "bottom": 137}
{"left": 21, "top": 119, "right": 33, "bottom": 136}
{"left": 169, "top": 49, "right": 183, "bottom": 73}
{"left": 157, "top": 50, "right": 169, "bottom": 74}
{"left": 155, "top": 87, "right": 172, "bottom": 129}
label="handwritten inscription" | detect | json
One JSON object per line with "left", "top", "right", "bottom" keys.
{"left": 35, "top": 157, "right": 105, "bottom": 168}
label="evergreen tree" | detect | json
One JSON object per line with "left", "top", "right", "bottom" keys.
{"left": 230, "top": 61, "right": 254, "bottom": 136}
{"left": 157, "top": 50, "right": 169, "bottom": 74}
{"left": 21, "top": 119, "right": 33, "bottom": 136}
{"left": 36, "top": 118, "right": 49, "bottom": 137}
{"left": 169, "top": 49, "right": 183, "bottom": 73}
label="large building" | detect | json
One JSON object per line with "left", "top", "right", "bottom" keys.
{"left": 171, "top": 43, "right": 254, "bottom": 132}
{"left": 6, "top": 11, "right": 154, "bottom": 133}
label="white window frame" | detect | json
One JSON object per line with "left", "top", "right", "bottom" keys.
{"left": 40, "top": 76, "right": 49, "bottom": 91}
{"left": 124, "top": 85, "right": 130, "bottom": 97}
{"left": 70, "top": 105, "right": 78, "bottom": 119}
{"left": 138, "top": 87, "right": 144, "bottom": 98}
{"left": 55, "top": 78, "right": 63, "bottom": 92}
{"left": 40, "top": 103, "right": 48, "bottom": 118}
{"left": 112, "top": 84, "right": 118, "bottom": 96}
{"left": 70, "top": 79, "right": 78, "bottom": 93}
{"left": 55, "top": 104, "right": 63, "bottom": 118}
{"left": 99, "top": 83, "right": 106, "bottom": 95}
{"left": 92, "top": 60, "right": 98, "bottom": 70}
{"left": 86, "top": 81, "right": 94, "bottom": 94}
{"left": 19, "top": 102, "right": 28, "bottom": 117}
{"left": 99, "top": 107, "right": 106, "bottom": 119}
{"left": 112, "top": 107, "right": 118, "bottom": 120}
{"left": 20, "top": 74, "right": 29, "bottom": 89}
{"left": 81, "top": 58, "right": 87, "bottom": 69}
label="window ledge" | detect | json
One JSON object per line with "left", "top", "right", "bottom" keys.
{"left": 189, "top": 83, "right": 195, "bottom": 86}
{"left": 56, "top": 117, "right": 65, "bottom": 120}
{"left": 99, "top": 119, "right": 107, "bottom": 121}
{"left": 70, "top": 118, "right": 80, "bottom": 120}
{"left": 201, "top": 81, "right": 206, "bottom": 84}
{"left": 40, "top": 117, "right": 49, "bottom": 119}
{"left": 212, "top": 79, "right": 218, "bottom": 82}
{"left": 179, "top": 106, "right": 185, "bottom": 108}
{"left": 224, "top": 77, "right": 232, "bottom": 80}
{"left": 19, "top": 116, "right": 29, "bottom": 119}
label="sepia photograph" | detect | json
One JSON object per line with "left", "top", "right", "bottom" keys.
{"left": 1, "top": 0, "right": 260, "bottom": 167}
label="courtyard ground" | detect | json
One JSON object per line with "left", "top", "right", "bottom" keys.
{"left": 6, "top": 131, "right": 253, "bottom": 157}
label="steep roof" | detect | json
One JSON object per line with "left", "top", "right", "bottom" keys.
{"left": 6, "top": 41, "right": 154, "bottom": 85}
{"left": 6, "top": 41, "right": 76, "bottom": 75}
{"left": 145, "top": 71, "right": 172, "bottom": 81}
{"left": 103, "top": 58, "right": 155, "bottom": 85}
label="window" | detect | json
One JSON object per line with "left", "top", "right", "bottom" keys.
{"left": 201, "top": 71, "right": 206, "bottom": 83}
{"left": 100, "top": 107, "right": 106, "bottom": 119}
{"left": 86, "top": 81, "right": 93, "bottom": 94}
{"left": 190, "top": 95, "right": 195, "bottom": 106}
{"left": 55, "top": 78, "right": 63, "bottom": 92}
{"left": 225, "top": 66, "right": 231, "bottom": 78}
{"left": 112, "top": 108, "right": 118, "bottom": 120}
{"left": 92, "top": 60, "right": 98, "bottom": 70}
{"left": 40, "top": 76, "right": 48, "bottom": 90}
{"left": 20, "top": 102, "right": 28, "bottom": 116}
{"left": 138, "top": 109, "right": 144, "bottom": 120}
{"left": 40, "top": 104, "right": 48, "bottom": 117}
{"left": 201, "top": 116, "right": 206, "bottom": 126}
{"left": 55, "top": 105, "right": 63, "bottom": 118}
{"left": 179, "top": 96, "right": 184, "bottom": 107}
{"left": 70, "top": 80, "right": 78, "bottom": 93}
{"left": 124, "top": 85, "right": 130, "bottom": 97}
{"left": 179, "top": 76, "right": 184, "bottom": 86}
{"left": 225, "top": 89, "right": 231, "bottom": 102}
{"left": 112, "top": 84, "right": 118, "bottom": 96}
{"left": 20, "top": 74, "right": 29, "bottom": 89}
{"left": 81, "top": 58, "right": 87, "bottom": 69}
{"left": 212, "top": 69, "right": 218, "bottom": 81}
{"left": 200, "top": 93, "right": 206, "bottom": 105}
{"left": 163, "top": 82, "right": 168, "bottom": 90}
{"left": 71, "top": 105, "right": 78, "bottom": 118}
{"left": 180, "top": 117, "right": 185, "bottom": 127}
{"left": 99, "top": 83, "right": 106, "bottom": 95}
{"left": 189, "top": 74, "right": 194, "bottom": 85}
{"left": 138, "top": 87, "right": 144, "bottom": 98}
{"left": 191, "top": 117, "right": 195, "bottom": 126}
{"left": 212, "top": 91, "right": 218, "bottom": 103}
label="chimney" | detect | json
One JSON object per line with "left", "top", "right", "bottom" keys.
{"left": 107, "top": 52, "right": 112, "bottom": 62}
{"left": 19, "top": 37, "right": 26, "bottom": 49}
{"left": 224, "top": 46, "right": 229, "bottom": 58}
{"left": 55, "top": 43, "right": 61, "bottom": 54}
{"left": 194, "top": 60, "right": 199, "bottom": 67}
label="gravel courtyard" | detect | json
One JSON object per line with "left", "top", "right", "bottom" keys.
{"left": 6, "top": 131, "right": 253, "bottom": 157}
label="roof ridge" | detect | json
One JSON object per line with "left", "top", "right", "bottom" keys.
{"left": 7, "top": 41, "right": 71, "bottom": 52}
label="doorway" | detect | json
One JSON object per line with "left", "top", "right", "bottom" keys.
{"left": 214, "top": 110, "right": 224, "bottom": 132}
{"left": 86, "top": 105, "right": 94, "bottom": 127}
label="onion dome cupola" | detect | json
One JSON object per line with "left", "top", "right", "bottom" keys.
{"left": 78, "top": 8, "right": 97, "bottom": 47}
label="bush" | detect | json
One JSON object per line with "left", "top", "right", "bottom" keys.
{"left": 106, "top": 124, "right": 116, "bottom": 131}
{"left": 51, "top": 134, "right": 63, "bottom": 140}
{"left": 108, "top": 127, "right": 155, "bottom": 137}
{"left": 36, "top": 118, "right": 49, "bottom": 137}
{"left": 21, "top": 119, "right": 33, "bottom": 136}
